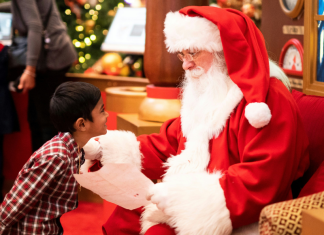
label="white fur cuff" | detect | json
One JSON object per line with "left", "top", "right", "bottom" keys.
{"left": 245, "top": 102, "right": 271, "bottom": 128}
{"left": 83, "top": 138, "right": 102, "bottom": 160}
{"left": 98, "top": 131, "right": 142, "bottom": 171}
{"left": 163, "top": 172, "right": 232, "bottom": 235}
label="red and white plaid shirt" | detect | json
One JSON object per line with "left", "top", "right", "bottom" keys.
{"left": 0, "top": 132, "right": 82, "bottom": 235}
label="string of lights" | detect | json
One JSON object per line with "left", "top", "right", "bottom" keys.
{"left": 58, "top": 0, "right": 124, "bottom": 73}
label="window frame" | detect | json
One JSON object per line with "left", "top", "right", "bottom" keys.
{"left": 279, "top": 0, "right": 305, "bottom": 19}
{"left": 304, "top": 0, "right": 324, "bottom": 96}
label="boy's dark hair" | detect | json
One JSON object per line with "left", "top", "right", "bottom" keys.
{"left": 50, "top": 81, "right": 101, "bottom": 133}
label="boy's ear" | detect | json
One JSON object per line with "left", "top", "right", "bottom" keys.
{"left": 74, "top": 118, "right": 88, "bottom": 132}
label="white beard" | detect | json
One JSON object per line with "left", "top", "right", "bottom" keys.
{"left": 141, "top": 59, "right": 244, "bottom": 235}
{"left": 163, "top": 62, "right": 243, "bottom": 177}
{"left": 181, "top": 63, "right": 234, "bottom": 139}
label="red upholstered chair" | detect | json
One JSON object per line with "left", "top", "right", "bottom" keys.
{"left": 291, "top": 89, "right": 324, "bottom": 197}
{"left": 259, "top": 90, "right": 324, "bottom": 235}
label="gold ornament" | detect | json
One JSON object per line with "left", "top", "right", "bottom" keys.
{"left": 119, "top": 65, "right": 130, "bottom": 76}
{"left": 102, "top": 53, "right": 123, "bottom": 76}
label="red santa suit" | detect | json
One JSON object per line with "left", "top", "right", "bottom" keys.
{"left": 84, "top": 6, "right": 310, "bottom": 235}
{"left": 101, "top": 78, "right": 309, "bottom": 235}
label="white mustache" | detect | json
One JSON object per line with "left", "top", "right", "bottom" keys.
{"left": 188, "top": 66, "right": 205, "bottom": 78}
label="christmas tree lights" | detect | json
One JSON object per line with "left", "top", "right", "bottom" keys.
{"left": 57, "top": 0, "right": 123, "bottom": 73}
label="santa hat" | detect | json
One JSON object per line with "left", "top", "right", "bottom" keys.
{"left": 164, "top": 6, "right": 271, "bottom": 128}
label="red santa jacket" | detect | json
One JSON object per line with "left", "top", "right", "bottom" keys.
{"left": 138, "top": 78, "right": 309, "bottom": 228}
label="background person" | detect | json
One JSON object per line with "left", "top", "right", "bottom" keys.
{"left": 11, "top": 0, "right": 77, "bottom": 151}
{"left": 0, "top": 43, "right": 19, "bottom": 203}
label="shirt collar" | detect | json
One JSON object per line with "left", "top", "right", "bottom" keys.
{"left": 58, "top": 132, "right": 79, "bottom": 155}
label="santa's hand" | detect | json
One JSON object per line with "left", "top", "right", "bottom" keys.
{"left": 146, "top": 183, "right": 169, "bottom": 212}
{"left": 83, "top": 138, "right": 102, "bottom": 160}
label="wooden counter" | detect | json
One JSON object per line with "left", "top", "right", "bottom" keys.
{"left": 66, "top": 73, "right": 149, "bottom": 91}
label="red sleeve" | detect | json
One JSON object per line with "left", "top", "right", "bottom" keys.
{"left": 137, "top": 118, "right": 181, "bottom": 179}
{"left": 220, "top": 80, "right": 310, "bottom": 228}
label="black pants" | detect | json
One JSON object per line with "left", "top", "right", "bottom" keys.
{"left": 28, "top": 66, "right": 70, "bottom": 152}
{"left": 0, "top": 134, "right": 4, "bottom": 203}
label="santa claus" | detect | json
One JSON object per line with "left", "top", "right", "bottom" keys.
{"left": 82, "top": 6, "right": 309, "bottom": 235}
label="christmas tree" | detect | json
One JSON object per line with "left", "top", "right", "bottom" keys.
{"left": 56, "top": 0, "right": 124, "bottom": 73}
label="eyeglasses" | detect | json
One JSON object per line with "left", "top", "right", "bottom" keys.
{"left": 177, "top": 51, "right": 201, "bottom": 62}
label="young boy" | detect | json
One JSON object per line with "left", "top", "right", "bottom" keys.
{"left": 0, "top": 82, "right": 108, "bottom": 235}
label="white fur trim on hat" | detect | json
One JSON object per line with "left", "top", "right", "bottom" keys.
{"left": 164, "top": 11, "right": 223, "bottom": 53}
{"left": 245, "top": 102, "right": 271, "bottom": 128}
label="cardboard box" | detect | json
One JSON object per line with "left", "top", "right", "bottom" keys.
{"left": 117, "top": 113, "right": 162, "bottom": 136}
{"left": 302, "top": 209, "right": 324, "bottom": 235}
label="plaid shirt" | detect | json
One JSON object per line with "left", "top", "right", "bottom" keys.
{"left": 0, "top": 132, "right": 82, "bottom": 235}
